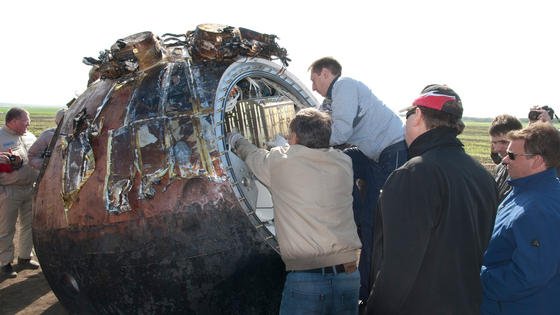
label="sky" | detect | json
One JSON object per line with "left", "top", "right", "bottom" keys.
{"left": 1, "top": 0, "right": 559, "bottom": 118}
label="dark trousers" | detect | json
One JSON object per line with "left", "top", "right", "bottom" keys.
{"left": 344, "top": 140, "right": 408, "bottom": 301}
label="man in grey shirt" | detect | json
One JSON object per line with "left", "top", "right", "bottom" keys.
{"left": 309, "top": 57, "right": 407, "bottom": 303}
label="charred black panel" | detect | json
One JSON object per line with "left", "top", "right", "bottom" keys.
{"left": 191, "top": 62, "right": 228, "bottom": 109}
{"left": 127, "top": 63, "right": 168, "bottom": 120}
{"left": 36, "top": 182, "right": 284, "bottom": 314}
{"left": 165, "top": 61, "right": 194, "bottom": 113}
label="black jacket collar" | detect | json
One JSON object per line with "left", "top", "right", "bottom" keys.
{"left": 408, "top": 127, "right": 464, "bottom": 159}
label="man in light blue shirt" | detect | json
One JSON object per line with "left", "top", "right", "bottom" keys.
{"left": 309, "top": 57, "right": 407, "bottom": 304}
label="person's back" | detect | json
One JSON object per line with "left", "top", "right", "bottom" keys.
{"left": 330, "top": 77, "right": 404, "bottom": 161}
{"left": 243, "top": 143, "right": 358, "bottom": 269}
{"left": 229, "top": 107, "right": 361, "bottom": 314}
{"left": 392, "top": 134, "right": 497, "bottom": 313}
{"left": 309, "top": 57, "right": 407, "bottom": 302}
{"left": 367, "top": 85, "right": 498, "bottom": 314}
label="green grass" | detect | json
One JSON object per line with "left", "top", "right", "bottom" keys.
{"left": 29, "top": 107, "right": 63, "bottom": 135}
{"left": 459, "top": 119, "right": 560, "bottom": 168}
{"left": 459, "top": 121, "right": 493, "bottom": 167}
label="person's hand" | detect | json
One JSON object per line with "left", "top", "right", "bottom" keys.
{"left": 0, "top": 151, "right": 22, "bottom": 172}
{"left": 535, "top": 108, "right": 552, "bottom": 123}
{"left": 227, "top": 132, "right": 244, "bottom": 151}
{"left": 266, "top": 134, "right": 288, "bottom": 148}
{"left": 529, "top": 106, "right": 553, "bottom": 124}
{"left": 7, "top": 152, "right": 23, "bottom": 169}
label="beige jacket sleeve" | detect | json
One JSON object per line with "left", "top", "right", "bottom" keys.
{"left": 234, "top": 138, "right": 277, "bottom": 188}
{"left": 27, "top": 129, "right": 55, "bottom": 170}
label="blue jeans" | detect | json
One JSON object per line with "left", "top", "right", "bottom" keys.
{"left": 279, "top": 269, "right": 360, "bottom": 315}
{"left": 343, "top": 140, "right": 408, "bottom": 301}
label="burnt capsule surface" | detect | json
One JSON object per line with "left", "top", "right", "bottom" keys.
{"left": 33, "top": 25, "right": 317, "bottom": 314}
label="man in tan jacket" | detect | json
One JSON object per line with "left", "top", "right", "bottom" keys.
{"left": 0, "top": 107, "right": 39, "bottom": 279}
{"left": 228, "top": 107, "right": 361, "bottom": 314}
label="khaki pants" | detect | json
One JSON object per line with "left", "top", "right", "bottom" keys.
{"left": 0, "top": 185, "right": 34, "bottom": 266}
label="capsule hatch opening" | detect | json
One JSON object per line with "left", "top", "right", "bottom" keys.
{"left": 224, "top": 84, "right": 299, "bottom": 237}
{"left": 215, "top": 58, "right": 318, "bottom": 251}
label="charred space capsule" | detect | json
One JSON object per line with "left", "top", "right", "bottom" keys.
{"left": 32, "top": 24, "right": 317, "bottom": 314}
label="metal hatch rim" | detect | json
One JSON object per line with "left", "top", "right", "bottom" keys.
{"left": 213, "top": 57, "right": 318, "bottom": 253}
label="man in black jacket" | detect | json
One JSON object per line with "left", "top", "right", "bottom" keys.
{"left": 365, "top": 85, "right": 498, "bottom": 314}
{"left": 489, "top": 114, "right": 522, "bottom": 203}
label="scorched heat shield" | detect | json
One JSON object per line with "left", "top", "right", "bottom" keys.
{"left": 32, "top": 24, "right": 318, "bottom": 314}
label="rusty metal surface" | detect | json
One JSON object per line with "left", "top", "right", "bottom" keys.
{"left": 33, "top": 24, "right": 317, "bottom": 314}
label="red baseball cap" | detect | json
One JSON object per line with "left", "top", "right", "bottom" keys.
{"left": 401, "top": 85, "right": 463, "bottom": 118}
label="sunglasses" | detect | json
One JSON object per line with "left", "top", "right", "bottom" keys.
{"left": 405, "top": 107, "right": 417, "bottom": 119}
{"left": 506, "top": 151, "right": 536, "bottom": 160}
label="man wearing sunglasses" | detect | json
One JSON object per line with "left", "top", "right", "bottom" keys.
{"left": 481, "top": 122, "right": 560, "bottom": 315}
{"left": 365, "top": 85, "right": 498, "bottom": 314}
{"left": 488, "top": 114, "right": 523, "bottom": 203}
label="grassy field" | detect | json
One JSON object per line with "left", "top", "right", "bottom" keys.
{"left": 0, "top": 106, "right": 64, "bottom": 136}
{"left": 459, "top": 119, "right": 560, "bottom": 168}
{"left": 458, "top": 121, "right": 493, "bottom": 167}
{"left": 1, "top": 105, "right": 556, "bottom": 169}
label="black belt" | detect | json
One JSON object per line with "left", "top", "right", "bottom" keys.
{"left": 296, "top": 264, "right": 348, "bottom": 274}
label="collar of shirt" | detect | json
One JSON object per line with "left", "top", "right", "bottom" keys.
{"left": 508, "top": 168, "right": 558, "bottom": 191}
{"left": 325, "top": 75, "right": 340, "bottom": 99}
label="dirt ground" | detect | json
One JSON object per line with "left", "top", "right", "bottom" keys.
{"left": 0, "top": 225, "right": 67, "bottom": 315}
{"left": 0, "top": 263, "right": 67, "bottom": 315}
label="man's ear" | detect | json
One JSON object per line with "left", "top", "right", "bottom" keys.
{"left": 410, "top": 108, "right": 423, "bottom": 126}
{"left": 531, "top": 154, "right": 548, "bottom": 172}
{"left": 288, "top": 132, "right": 298, "bottom": 145}
{"left": 410, "top": 108, "right": 430, "bottom": 134}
